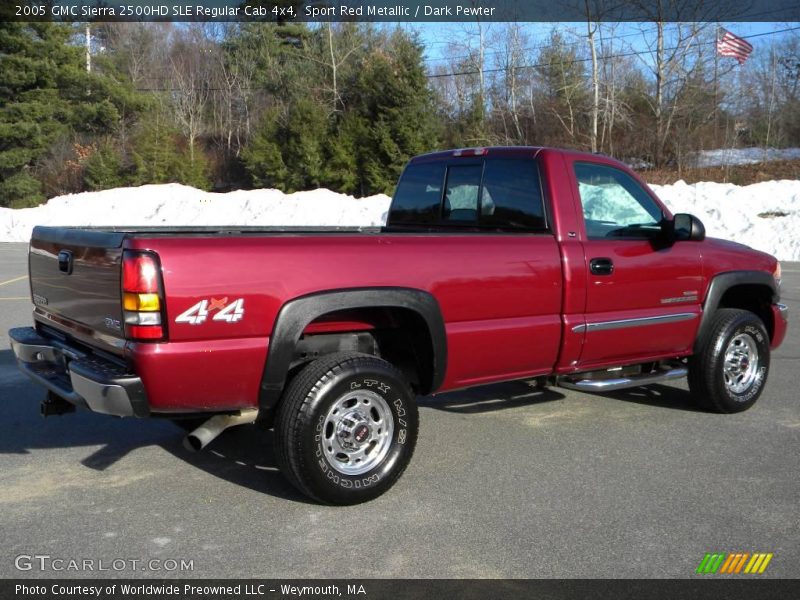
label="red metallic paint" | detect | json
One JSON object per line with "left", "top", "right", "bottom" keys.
{"left": 44, "top": 147, "right": 782, "bottom": 413}
{"left": 128, "top": 336, "right": 268, "bottom": 411}
{"left": 125, "top": 233, "right": 563, "bottom": 405}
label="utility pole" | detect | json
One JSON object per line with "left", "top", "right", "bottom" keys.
{"left": 85, "top": 23, "right": 91, "bottom": 73}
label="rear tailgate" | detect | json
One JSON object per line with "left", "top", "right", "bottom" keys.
{"left": 29, "top": 227, "right": 126, "bottom": 350}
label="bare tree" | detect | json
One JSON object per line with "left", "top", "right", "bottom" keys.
{"left": 584, "top": 2, "right": 602, "bottom": 152}
{"left": 634, "top": 0, "right": 721, "bottom": 164}
{"left": 169, "top": 25, "right": 213, "bottom": 165}
{"left": 490, "top": 23, "right": 529, "bottom": 143}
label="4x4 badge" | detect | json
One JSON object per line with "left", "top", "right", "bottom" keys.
{"left": 175, "top": 297, "right": 245, "bottom": 325}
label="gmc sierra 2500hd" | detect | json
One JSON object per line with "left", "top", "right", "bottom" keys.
{"left": 10, "top": 147, "right": 788, "bottom": 504}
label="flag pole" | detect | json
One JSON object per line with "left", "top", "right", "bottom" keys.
{"left": 714, "top": 25, "right": 720, "bottom": 147}
{"left": 764, "top": 49, "right": 777, "bottom": 163}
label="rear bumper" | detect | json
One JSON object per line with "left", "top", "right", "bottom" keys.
{"left": 771, "top": 303, "right": 788, "bottom": 349}
{"left": 9, "top": 327, "right": 149, "bottom": 417}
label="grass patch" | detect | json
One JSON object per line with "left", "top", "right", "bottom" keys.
{"left": 640, "top": 159, "right": 800, "bottom": 186}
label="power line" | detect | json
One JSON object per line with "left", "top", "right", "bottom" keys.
{"left": 420, "top": 6, "right": 799, "bottom": 64}
{"left": 425, "top": 25, "right": 800, "bottom": 79}
{"left": 422, "top": 23, "right": 670, "bottom": 64}
{"left": 130, "top": 24, "right": 800, "bottom": 91}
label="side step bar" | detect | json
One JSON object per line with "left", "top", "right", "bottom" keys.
{"left": 557, "top": 367, "right": 688, "bottom": 393}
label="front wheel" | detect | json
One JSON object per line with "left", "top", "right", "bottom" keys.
{"left": 274, "top": 353, "right": 418, "bottom": 504}
{"left": 688, "top": 309, "right": 771, "bottom": 413}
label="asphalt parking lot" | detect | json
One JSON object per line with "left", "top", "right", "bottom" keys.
{"left": 0, "top": 241, "right": 797, "bottom": 579}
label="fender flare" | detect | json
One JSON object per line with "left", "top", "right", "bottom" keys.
{"left": 694, "top": 270, "right": 778, "bottom": 351}
{"left": 259, "top": 287, "right": 447, "bottom": 414}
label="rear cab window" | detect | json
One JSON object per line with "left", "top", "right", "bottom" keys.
{"left": 388, "top": 157, "right": 547, "bottom": 232}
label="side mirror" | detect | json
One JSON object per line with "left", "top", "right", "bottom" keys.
{"left": 669, "top": 213, "right": 706, "bottom": 242}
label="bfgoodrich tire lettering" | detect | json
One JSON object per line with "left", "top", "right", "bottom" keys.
{"left": 274, "top": 353, "right": 418, "bottom": 504}
{"left": 688, "top": 309, "right": 770, "bottom": 413}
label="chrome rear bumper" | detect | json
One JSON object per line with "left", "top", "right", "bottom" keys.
{"left": 9, "top": 327, "right": 149, "bottom": 417}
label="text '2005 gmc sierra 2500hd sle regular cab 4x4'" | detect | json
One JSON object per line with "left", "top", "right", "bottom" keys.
{"left": 10, "top": 147, "right": 789, "bottom": 504}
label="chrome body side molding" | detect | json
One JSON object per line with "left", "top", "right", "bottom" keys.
{"left": 572, "top": 312, "right": 697, "bottom": 333}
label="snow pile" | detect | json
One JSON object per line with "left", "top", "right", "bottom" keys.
{"left": 0, "top": 179, "right": 798, "bottom": 261}
{"left": 0, "top": 184, "right": 392, "bottom": 242}
{"left": 693, "top": 147, "right": 800, "bottom": 168}
{"left": 651, "top": 179, "right": 800, "bottom": 261}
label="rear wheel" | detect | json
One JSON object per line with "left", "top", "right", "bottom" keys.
{"left": 688, "top": 309, "right": 770, "bottom": 413}
{"left": 274, "top": 353, "right": 418, "bottom": 504}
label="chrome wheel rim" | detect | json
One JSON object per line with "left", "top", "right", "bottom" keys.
{"left": 723, "top": 333, "right": 760, "bottom": 394}
{"left": 321, "top": 389, "right": 394, "bottom": 476}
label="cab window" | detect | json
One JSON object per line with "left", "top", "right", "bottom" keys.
{"left": 481, "top": 159, "right": 545, "bottom": 230}
{"left": 389, "top": 158, "right": 547, "bottom": 231}
{"left": 574, "top": 162, "right": 663, "bottom": 239}
{"left": 442, "top": 165, "right": 482, "bottom": 223}
{"left": 390, "top": 162, "right": 446, "bottom": 226}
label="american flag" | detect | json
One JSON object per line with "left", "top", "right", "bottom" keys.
{"left": 717, "top": 28, "right": 754, "bottom": 65}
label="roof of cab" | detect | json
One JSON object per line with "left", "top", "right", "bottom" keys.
{"left": 408, "top": 146, "right": 633, "bottom": 170}
{"left": 409, "top": 146, "right": 544, "bottom": 163}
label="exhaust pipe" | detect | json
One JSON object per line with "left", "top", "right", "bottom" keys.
{"left": 183, "top": 408, "right": 258, "bottom": 452}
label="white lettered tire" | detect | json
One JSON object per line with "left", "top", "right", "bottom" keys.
{"left": 688, "top": 309, "right": 771, "bottom": 413}
{"left": 274, "top": 353, "right": 418, "bottom": 504}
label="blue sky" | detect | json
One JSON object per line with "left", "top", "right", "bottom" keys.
{"left": 401, "top": 21, "right": 795, "bottom": 66}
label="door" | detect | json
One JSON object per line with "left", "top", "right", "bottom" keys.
{"left": 571, "top": 161, "right": 704, "bottom": 368}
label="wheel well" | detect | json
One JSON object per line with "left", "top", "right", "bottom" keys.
{"left": 717, "top": 284, "right": 775, "bottom": 340}
{"left": 293, "top": 308, "right": 436, "bottom": 394}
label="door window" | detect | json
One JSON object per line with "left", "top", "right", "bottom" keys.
{"left": 574, "top": 163, "right": 664, "bottom": 239}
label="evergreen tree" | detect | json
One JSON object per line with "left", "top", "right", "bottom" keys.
{"left": 83, "top": 140, "right": 123, "bottom": 191}
{"left": 130, "top": 114, "right": 211, "bottom": 190}
{"left": 241, "top": 107, "right": 289, "bottom": 190}
{"left": 282, "top": 98, "right": 328, "bottom": 191}
{"left": 0, "top": 22, "right": 142, "bottom": 206}
{"left": 323, "top": 112, "right": 366, "bottom": 195}
{"left": 342, "top": 29, "right": 440, "bottom": 195}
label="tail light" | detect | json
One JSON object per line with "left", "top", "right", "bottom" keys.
{"left": 122, "top": 250, "right": 166, "bottom": 341}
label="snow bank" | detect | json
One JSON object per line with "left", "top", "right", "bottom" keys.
{"left": 0, "top": 184, "right": 392, "bottom": 242}
{"left": 651, "top": 179, "right": 800, "bottom": 261}
{"left": 0, "top": 179, "right": 798, "bottom": 261}
{"left": 693, "top": 147, "right": 800, "bottom": 168}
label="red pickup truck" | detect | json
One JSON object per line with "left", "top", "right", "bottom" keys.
{"left": 10, "top": 147, "right": 788, "bottom": 504}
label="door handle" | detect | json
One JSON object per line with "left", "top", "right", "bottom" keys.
{"left": 590, "top": 257, "right": 614, "bottom": 276}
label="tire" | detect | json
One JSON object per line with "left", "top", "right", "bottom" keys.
{"left": 688, "top": 308, "right": 771, "bottom": 413}
{"left": 274, "top": 352, "right": 418, "bottom": 505}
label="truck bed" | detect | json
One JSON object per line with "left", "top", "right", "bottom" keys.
{"left": 28, "top": 223, "right": 567, "bottom": 409}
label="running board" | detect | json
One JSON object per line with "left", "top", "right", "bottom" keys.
{"left": 557, "top": 367, "right": 688, "bottom": 393}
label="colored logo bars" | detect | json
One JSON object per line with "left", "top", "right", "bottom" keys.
{"left": 696, "top": 552, "right": 773, "bottom": 574}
